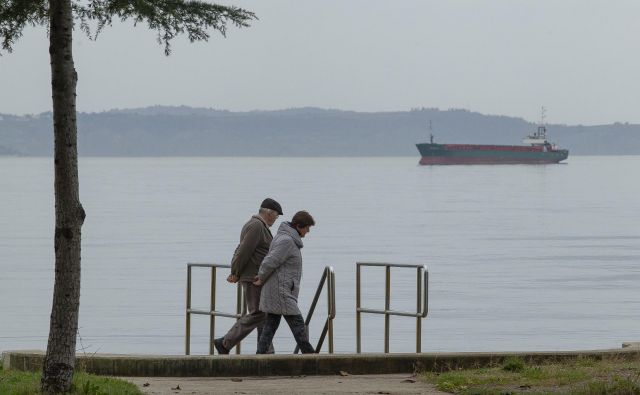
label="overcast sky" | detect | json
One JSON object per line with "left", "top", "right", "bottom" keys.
{"left": 1, "top": 0, "right": 639, "bottom": 125}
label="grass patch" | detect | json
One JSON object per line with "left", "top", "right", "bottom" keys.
{"left": 421, "top": 356, "right": 640, "bottom": 395}
{"left": 0, "top": 365, "right": 141, "bottom": 395}
{"left": 502, "top": 357, "right": 526, "bottom": 373}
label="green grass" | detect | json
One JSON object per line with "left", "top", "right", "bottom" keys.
{"left": 421, "top": 356, "right": 640, "bottom": 395}
{"left": 0, "top": 365, "right": 142, "bottom": 395}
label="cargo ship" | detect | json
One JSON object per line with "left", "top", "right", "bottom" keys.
{"left": 416, "top": 123, "right": 569, "bottom": 165}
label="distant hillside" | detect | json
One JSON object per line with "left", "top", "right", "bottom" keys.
{"left": 1, "top": 107, "right": 639, "bottom": 156}
{"left": 0, "top": 143, "right": 21, "bottom": 156}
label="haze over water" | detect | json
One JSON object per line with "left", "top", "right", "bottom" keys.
{"left": 1, "top": 156, "right": 639, "bottom": 355}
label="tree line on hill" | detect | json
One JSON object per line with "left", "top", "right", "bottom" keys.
{"left": 1, "top": 106, "right": 639, "bottom": 156}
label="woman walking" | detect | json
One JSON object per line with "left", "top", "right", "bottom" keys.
{"left": 254, "top": 211, "right": 316, "bottom": 354}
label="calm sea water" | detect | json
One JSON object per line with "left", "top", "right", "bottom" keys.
{"left": 1, "top": 156, "right": 639, "bottom": 355}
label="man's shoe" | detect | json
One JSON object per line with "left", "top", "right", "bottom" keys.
{"left": 213, "top": 338, "right": 230, "bottom": 355}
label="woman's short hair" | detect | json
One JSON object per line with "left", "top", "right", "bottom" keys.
{"left": 291, "top": 211, "right": 315, "bottom": 228}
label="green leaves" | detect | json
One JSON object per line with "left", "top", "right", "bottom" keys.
{"left": 74, "top": 0, "right": 257, "bottom": 55}
{"left": 0, "top": 0, "right": 48, "bottom": 53}
{"left": 1, "top": 0, "right": 257, "bottom": 55}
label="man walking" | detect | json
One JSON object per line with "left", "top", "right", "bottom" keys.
{"left": 213, "top": 198, "right": 282, "bottom": 354}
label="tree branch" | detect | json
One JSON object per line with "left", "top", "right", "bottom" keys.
{"left": 0, "top": 0, "right": 48, "bottom": 53}
{"left": 74, "top": 0, "right": 257, "bottom": 55}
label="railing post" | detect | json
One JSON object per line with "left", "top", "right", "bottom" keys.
{"left": 327, "top": 267, "right": 334, "bottom": 353}
{"left": 356, "top": 263, "right": 361, "bottom": 353}
{"left": 235, "top": 282, "right": 244, "bottom": 354}
{"left": 209, "top": 266, "right": 217, "bottom": 355}
{"left": 185, "top": 265, "right": 192, "bottom": 355}
{"left": 416, "top": 266, "right": 422, "bottom": 353}
{"left": 424, "top": 269, "right": 429, "bottom": 319}
{"left": 384, "top": 265, "right": 390, "bottom": 353}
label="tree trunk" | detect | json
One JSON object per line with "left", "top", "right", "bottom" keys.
{"left": 41, "top": 0, "right": 85, "bottom": 393}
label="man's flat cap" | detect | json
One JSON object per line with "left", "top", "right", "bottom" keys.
{"left": 261, "top": 198, "right": 283, "bottom": 215}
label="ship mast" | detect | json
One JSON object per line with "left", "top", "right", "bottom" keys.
{"left": 428, "top": 120, "right": 434, "bottom": 143}
{"left": 537, "top": 106, "right": 547, "bottom": 140}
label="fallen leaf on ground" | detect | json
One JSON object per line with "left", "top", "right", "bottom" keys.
{"left": 339, "top": 370, "right": 349, "bottom": 376}
{"left": 402, "top": 378, "right": 417, "bottom": 383}
{"left": 142, "top": 382, "right": 150, "bottom": 387}
{"left": 231, "top": 378, "right": 243, "bottom": 382}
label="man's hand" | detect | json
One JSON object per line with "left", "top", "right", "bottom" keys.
{"left": 252, "top": 276, "right": 263, "bottom": 286}
{"left": 227, "top": 274, "right": 239, "bottom": 283}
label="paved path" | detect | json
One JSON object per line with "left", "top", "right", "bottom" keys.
{"left": 125, "top": 374, "right": 448, "bottom": 394}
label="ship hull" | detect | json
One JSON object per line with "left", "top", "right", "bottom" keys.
{"left": 416, "top": 143, "right": 569, "bottom": 165}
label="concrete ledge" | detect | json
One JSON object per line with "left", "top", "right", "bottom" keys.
{"left": 4, "top": 347, "right": 640, "bottom": 377}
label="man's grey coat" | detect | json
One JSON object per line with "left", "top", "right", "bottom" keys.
{"left": 258, "top": 222, "right": 305, "bottom": 316}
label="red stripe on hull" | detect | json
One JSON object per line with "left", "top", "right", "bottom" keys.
{"left": 419, "top": 156, "right": 563, "bottom": 165}
{"left": 443, "top": 144, "right": 544, "bottom": 152}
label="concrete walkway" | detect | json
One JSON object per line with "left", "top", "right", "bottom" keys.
{"left": 125, "top": 374, "right": 448, "bottom": 394}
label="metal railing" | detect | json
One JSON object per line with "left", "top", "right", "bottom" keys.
{"left": 185, "top": 263, "right": 336, "bottom": 355}
{"left": 185, "top": 263, "right": 246, "bottom": 355}
{"left": 294, "top": 266, "right": 336, "bottom": 354}
{"left": 356, "top": 262, "right": 429, "bottom": 353}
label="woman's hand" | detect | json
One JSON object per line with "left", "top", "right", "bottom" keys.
{"left": 252, "top": 276, "right": 263, "bottom": 286}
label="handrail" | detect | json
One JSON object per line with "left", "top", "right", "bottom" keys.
{"left": 294, "top": 266, "right": 336, "bottom": 353}
{"left": 356, "top": 262, "right": 429, "bottom": 353}
{"left": 185, "top": 263, "right": 246, "bottom": 355}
